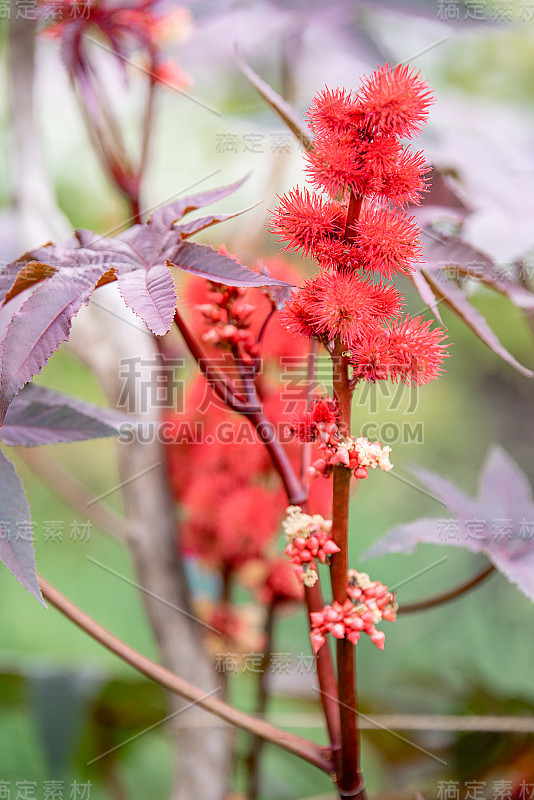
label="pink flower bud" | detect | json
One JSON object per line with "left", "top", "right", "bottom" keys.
{"left": 370, "top": 631, "right": 385, "bottom": 650}
{"left": 311, "top": 633, "right": 326, "bottom": 654}
{"left": 331, "top": 623, "right": 346, "bottom": 639}
{"left": 336, "top": 448, "right": 351, "bottom": 467}
{"left": 323, "top": 539, "right": 341, "bottom": 555}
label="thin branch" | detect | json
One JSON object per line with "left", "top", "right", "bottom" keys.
{"left": 247, "top": 401, "right": 308, "bottom": 506}
{"left": 38, "top": 574, "right": 335, "bottom": 776}
{"left": 231, "top": 343, "right": 257, "bottom": 407}
{"left": 175, "top": 311, "right": 307, "bottom": 504}
{"left": 257, "top": 307, "right": 276, "bottom": 346}
{"left": 174, "top": 310, "right": 249, "bottom": 413}
{"left": 251, "top": 308, "right": 276, "bottom": 379}
{"left": 398, "top": 563, "right": 495, "bottom": 614}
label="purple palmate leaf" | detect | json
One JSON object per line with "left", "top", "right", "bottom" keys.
{"left": 421, "top": 232, "right": 534, "bottom": 311}
{"left": 0, "top": 383, "right": 127, "bottom": 446}
{"left": 0, "top": 448, "right": 45, "bottom": 605}
{"left": 409, "top": 265, "right": 443, "bottom": 323}
{"left": 0, "top": 265, "right": 109, "bottom": 425}
{"left": 0, "top": 259, "right": 35, "bottom": 297}
{"left": 0, "top": 183, "right": 293, "bottom": 423}
{"left": 362, "top": 446, "right": 534, "bottom": 602}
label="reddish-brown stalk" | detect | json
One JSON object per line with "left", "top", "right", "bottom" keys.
{"left": 329, "top": 192, "right": 367, "bottom": 799}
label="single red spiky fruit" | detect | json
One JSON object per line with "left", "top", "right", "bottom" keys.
{"left": 348, "top": 325, "right": 393, "bottom": 382}
{"left": 380, "top": 147, "right": 430, "bottom": 206}
{"left": 269, "top": 187, "right": 345, "bottom": 258}
{"left": 307, "top": 86, "right": 364, "bottom": 136}
{"left": 387, "top": 315, "right": 449, "bottom": 385}
{"left": 288, "top": 409, "right": 317, "bottom": 443}
{"left": 281, "top": 270, "right": 403, "bottom": 345}
{"left": 358, "top": 63, "right": 434, "bottom": 139}
{"left": 310, "top": 397, "right": 339, "bottom": 426}
{"left": 353, "top": 204, "right": 422, "bottom": 279}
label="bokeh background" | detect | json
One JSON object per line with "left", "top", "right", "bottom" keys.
{"left": 1, "top": 1, "right": 534, "bottom": 798}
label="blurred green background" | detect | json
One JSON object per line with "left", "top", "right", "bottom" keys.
{"left": 1, "top": 2, "right": 534, "bottom": 798}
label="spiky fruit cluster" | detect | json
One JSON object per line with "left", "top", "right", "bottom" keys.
{"left": 282, "top": 506, "right": 340, "bottom": 587}
{"left": 305, "top": 66, "right": 432, "bottom": 202}
{"left": 310, "top": 570, "right": 398, "bottom": 653}
{"left": 271, "top": 63, "right": 449, "bottom": 387}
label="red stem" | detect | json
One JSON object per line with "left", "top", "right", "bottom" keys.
{"left": 302, "top": 338, "right": 319, "bottom": 484}
{"left": 174, "top": 310, "right": 249, "bottom": 412}
{"left": 343, "top": 193, "right": 363, "bottom": 241}
{"left": 330, "top": 340, "right": 365, "bottom": 798}
{"left": 326, "top": 192, "right": 367, "bottom": 798}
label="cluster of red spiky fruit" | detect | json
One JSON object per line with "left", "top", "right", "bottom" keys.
{"left": 282, "top": 506, "right": 340, "bottom": 588}
{"left": 310, "top": 570, "right": 398, "bottom": 653}
{"left": 271, "top": 63, "right": 448, "bottom": 387}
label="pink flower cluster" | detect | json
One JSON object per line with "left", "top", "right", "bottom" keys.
{"left": 196, "top": 279, "right": 258, "bottom": 362}
{"left": 289, "top": 397, "right": 392, "bottom": 481}
{"left": 282, "top": 506, "right": 340, "bottom": 588}
{"left": 310, "top": 570, "right": 398, "bottom": 653}
{"left": 308, "top": 433, "right": 393, "bottom": 481}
